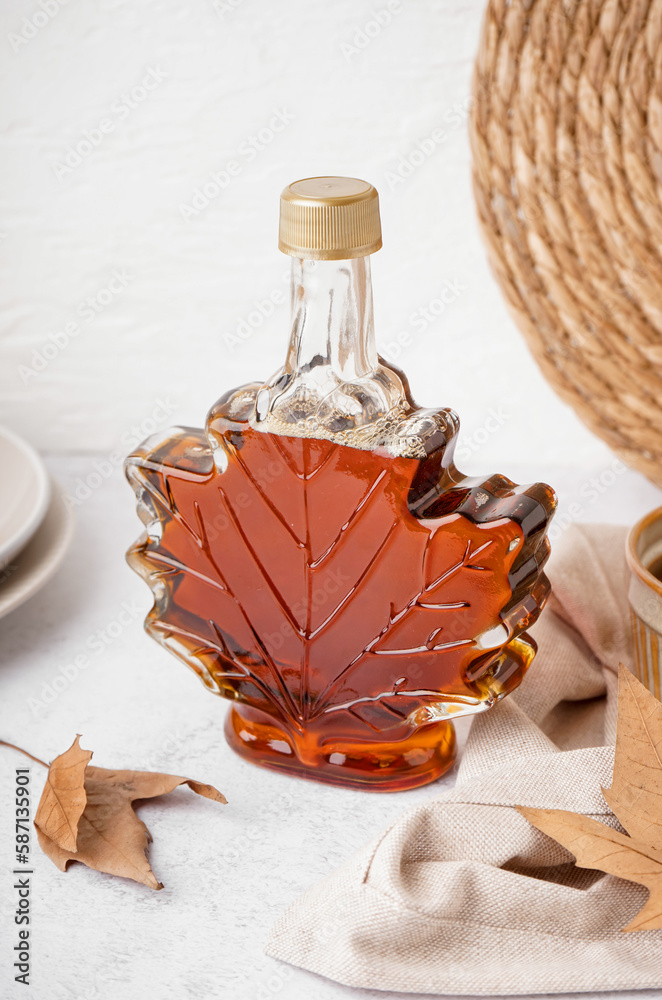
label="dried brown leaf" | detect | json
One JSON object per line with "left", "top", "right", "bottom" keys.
{"left": 601, "top": 666, "right": 662, "bottom": 851}
{"left": 34, "top": 735, "right": 92, "bottom": 852}
{"left": 518, "top": 665, "right": 662, "bottom": 931}
{"left": 36, "top": 743, "right": 226, "bottom": 889}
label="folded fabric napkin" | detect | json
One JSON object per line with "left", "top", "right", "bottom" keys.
{"left": 265, "top": 524, "right": 662, "bottom": 995}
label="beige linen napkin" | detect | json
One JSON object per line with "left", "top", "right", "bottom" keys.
{"left": 265, "top": 524, "right": 662, "bottom": 994}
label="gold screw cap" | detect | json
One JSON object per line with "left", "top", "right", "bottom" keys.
{"left": 278, "top": 176, "right": 382, "bottom": 260}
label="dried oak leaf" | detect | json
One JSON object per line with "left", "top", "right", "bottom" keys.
{"left": 519, "top": 665, "right": 662, "bottom": 931}
{"left": 35, "top": 736, "right": 226, "bottom": 889}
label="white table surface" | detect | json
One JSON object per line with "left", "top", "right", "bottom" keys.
{"left": 1, "top": 454, "right": 662, "bottom": 1000}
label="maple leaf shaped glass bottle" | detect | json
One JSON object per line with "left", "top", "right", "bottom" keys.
{"left": 125, "top": 176, "right": 556, "bottom": 791}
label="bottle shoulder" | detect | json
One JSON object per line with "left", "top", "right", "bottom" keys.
{"left": 206, "top": 376, "right": 460, "bottom": 461}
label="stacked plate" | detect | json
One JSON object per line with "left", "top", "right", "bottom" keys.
{"left": 0, "top": 427, "right": 74, "bottom": 620}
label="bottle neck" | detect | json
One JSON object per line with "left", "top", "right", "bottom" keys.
{"left": 255, "top": 252, "right": 409, "bottom": 438}
{"left": 285, "top": 256, "right": 378, "bottom": 380}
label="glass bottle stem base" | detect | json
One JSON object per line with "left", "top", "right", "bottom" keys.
{"left": 224, "top": 704, "right": 456, "bottom": 792}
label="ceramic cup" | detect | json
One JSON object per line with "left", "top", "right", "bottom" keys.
{"left": 626, "top": 506, "right": 662, "bottom": 698}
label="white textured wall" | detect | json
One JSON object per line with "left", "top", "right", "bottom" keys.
{"left": 0, "top": 0, "right": 628, "bottom": 481}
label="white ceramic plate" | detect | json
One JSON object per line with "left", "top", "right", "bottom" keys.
{"left": 0, "top": 482, "right": 74, "bottom": 620}
{"left": 0, "top": 426, "right": 51, "bottom": 569}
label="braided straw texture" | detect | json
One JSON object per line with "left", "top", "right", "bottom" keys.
{"left": 470, "top": 0, "right": 662, "bottom": 486}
